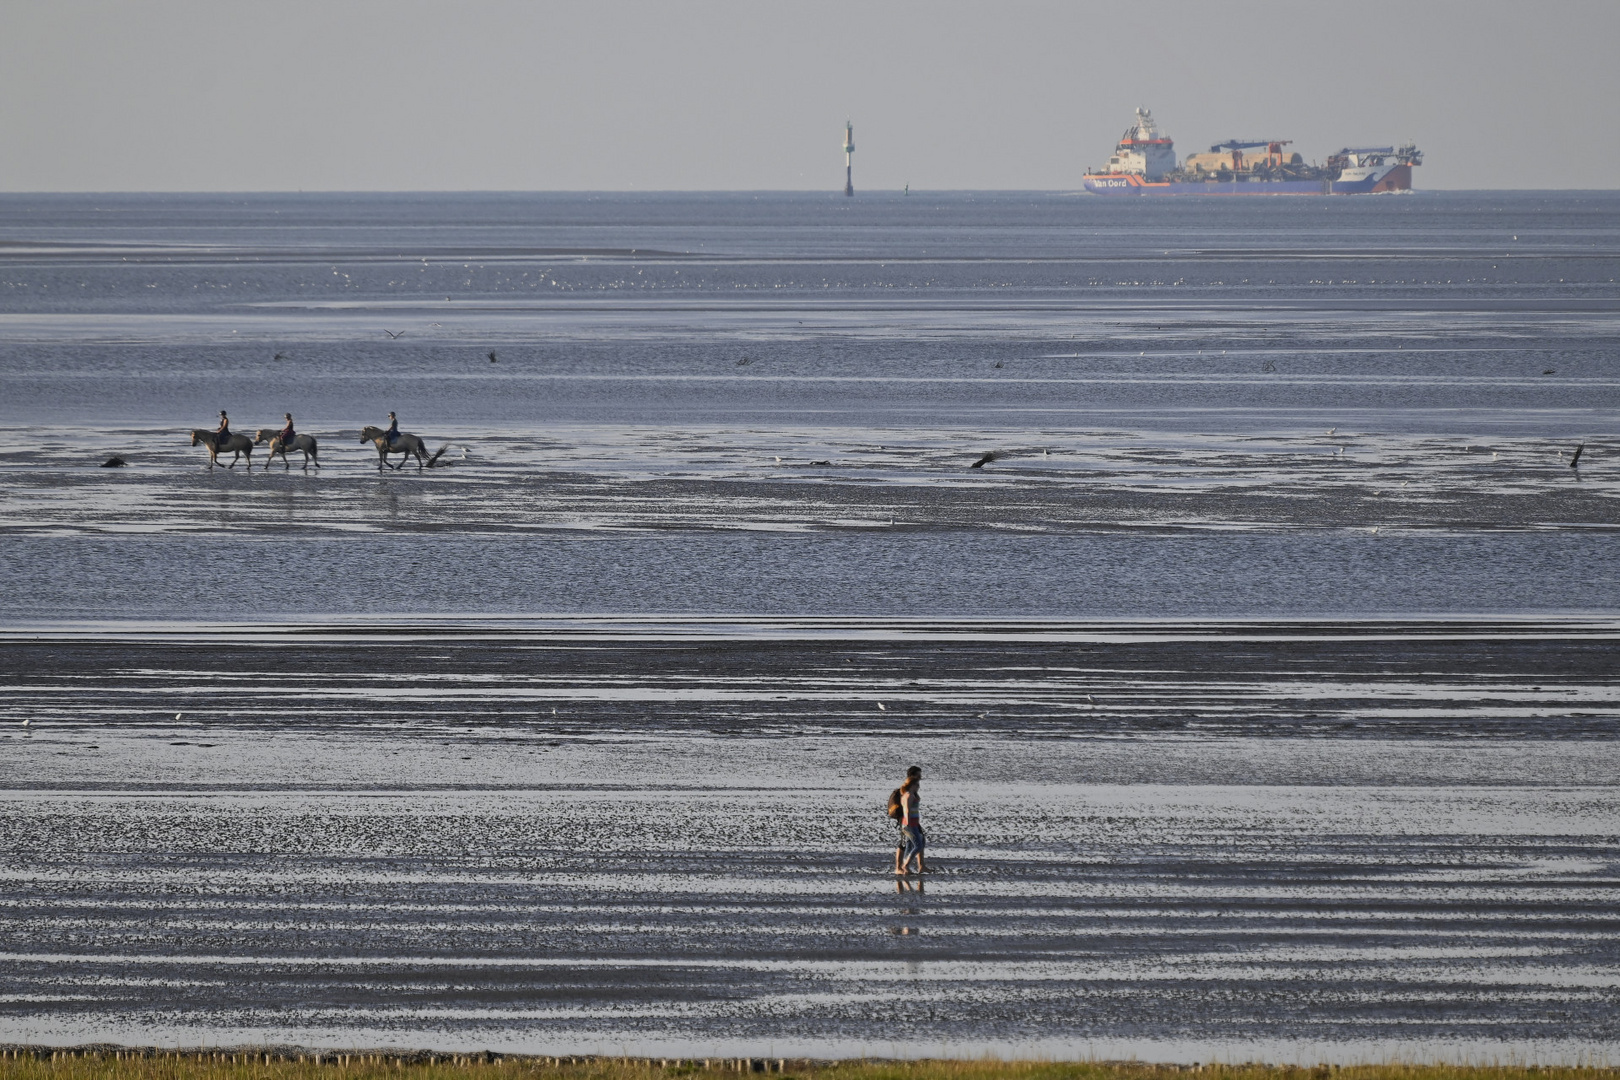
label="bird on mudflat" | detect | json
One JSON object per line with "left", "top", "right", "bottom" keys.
{"left": 488, "top": 351, "right": 498, "bottom": 363}
{"left": 383, "top": 329, "right": 404, "bottom": 339}
{"left": 969, "top": 452, "right": 996, "bottom": 469}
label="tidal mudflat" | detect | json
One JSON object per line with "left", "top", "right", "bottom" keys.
{"left": 3, "top": 620, "right": 1618, "bottom": 1060}
{"left": 1, "top": 192, "right": 1617, "bottom": 1060}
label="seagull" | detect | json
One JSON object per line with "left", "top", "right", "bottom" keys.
{"left": 1371, "top": 526, "right": 1380, "bottom": 534}
{"left": 969, "top": 452, "right": 996, "bottom": 469}
{"left": 1326, "top": 427, "right": 1336, "bottom": 436}
{"left": 774, "top": 456, "right": 782, "bottom": 464}
{"left": 273, "top": 352, "right": 287, "bottom": 361}
{"left": 20, "top": 719, "right": 29, "bottom": 727}
{"left": 383, "top": 329, "right": 405, "bottom": 339}
{"left": 993, "top": 361, "right": 1003, "bottom": 369}
{"left": 1493, "top": 452, "right": 1499, "bottom": 460}
{"left": 175, "top": 713, "right": 184, "bottom": 721}
{"left": 736, "top": 357, "right": 752, "bottom": 367}
{"left": 876, "top": 703, "right": 886, "bottom": 711}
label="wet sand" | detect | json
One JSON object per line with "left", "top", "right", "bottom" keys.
{"left": 3, "top": 192, "right": 1619, "bottom": 1060}
{"left": 2, "top": 620, "right": 1617, "bottom": 1060}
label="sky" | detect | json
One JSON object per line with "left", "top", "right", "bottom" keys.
{"left": 2, "top": 0, "right": 1617, "bottom": 192}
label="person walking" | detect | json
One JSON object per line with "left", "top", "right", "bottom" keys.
{"left": 894, "top": 766, "right": 926, "bottom": 875}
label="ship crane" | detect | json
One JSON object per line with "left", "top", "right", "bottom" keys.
{"left": 1208, "top": 139, "right": 1292, "bottom": 171}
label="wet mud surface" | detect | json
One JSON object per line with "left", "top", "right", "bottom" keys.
{"left": 2, "top": 622, "right": 1618, "bottom": 1059}
{"left": 3, "top": 193, "right": 1620, "bottom": 1059}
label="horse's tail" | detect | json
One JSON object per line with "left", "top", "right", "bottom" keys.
{"left": 427, "top": 445, "right": 449, "bottom": 467}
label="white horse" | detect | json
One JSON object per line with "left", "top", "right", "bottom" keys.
{"left": 191, "top": 429, "right": 255, "bottom": 469}
{"left": 360, "top": 426, "right": 431, "bottom": 471}
{"left": 255, "top": 429, "right": 320, "bottom": 470}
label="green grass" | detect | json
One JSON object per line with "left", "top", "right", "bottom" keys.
{"left": 2, "top": 1051, "right": 1617, "bottom": 1080}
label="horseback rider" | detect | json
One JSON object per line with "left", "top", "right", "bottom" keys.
{"left": 278, "top": 413, "right": 296, "bottom": 446}
{"left": 214, "top": 411, "right": 231, "bottom": 445}
{"left": 384, "top": 411, "right": 399, "bottom": 448}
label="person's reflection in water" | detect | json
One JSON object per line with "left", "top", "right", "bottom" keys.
{"left": 892, "top": 873, "right": 923, "bottom": 934}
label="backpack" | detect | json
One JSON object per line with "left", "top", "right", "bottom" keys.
{"left": 886, "top": 787, "right": 904, "bottom": 821}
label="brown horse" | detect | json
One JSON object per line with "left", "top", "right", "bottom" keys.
{"left": 191, "top": 429, "right": 255, "bottom": 469}
{"left": 254, "top": 429, "right": 320, "bottom": 470}
{"left": 359, "top": 426, "right": 430, "bottom": 471}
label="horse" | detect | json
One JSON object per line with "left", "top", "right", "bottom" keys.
{"left": 360, "top": 425, "right": 430, "bottom": 471}
{"left": 254, "top": 429, "right": 320, "bottom": 470}
{"left": 191, "top": 429, "right": 256, "bottom": 469}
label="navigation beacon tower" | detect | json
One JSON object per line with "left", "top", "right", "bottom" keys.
{"left": 842, "top": 121, "right": 855, "bottom": 196}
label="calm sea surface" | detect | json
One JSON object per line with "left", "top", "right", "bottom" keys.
{"left": 1, "top": 191, "right": 1618, "bottom": 1059}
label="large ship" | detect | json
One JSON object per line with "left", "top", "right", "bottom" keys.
{"left": 1082, "top": 108, "right": 1421, "bottom": 195}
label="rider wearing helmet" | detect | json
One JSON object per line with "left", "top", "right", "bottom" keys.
{"left": 215, "top": 411, "right": 230, "bottom": 444}
{"left": 384, "top": 411, "right": 399, "bottom": 448}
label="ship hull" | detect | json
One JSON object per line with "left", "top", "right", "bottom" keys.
{"left": 1083, "top": 163, "right": 1412, "bottom": 196}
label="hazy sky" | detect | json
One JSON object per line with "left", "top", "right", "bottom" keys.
{"left": 3, "top": 0, "right": 1616, "bottom": 192}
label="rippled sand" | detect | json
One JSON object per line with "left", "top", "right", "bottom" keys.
{"left": 2, "top": 620, "right": 1618, "bottom": 1060}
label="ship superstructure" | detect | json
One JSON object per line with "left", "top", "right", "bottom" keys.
{"left": 1083, "top": 108, "right": 1421, "bottom": 195}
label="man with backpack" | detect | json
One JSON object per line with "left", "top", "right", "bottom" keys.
{"left": 887, "top": 765, "right": 926, "bottom": 875}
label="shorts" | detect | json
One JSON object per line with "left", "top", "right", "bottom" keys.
{"left": 900, "top": 824, "right": 926, "bottom": 861}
